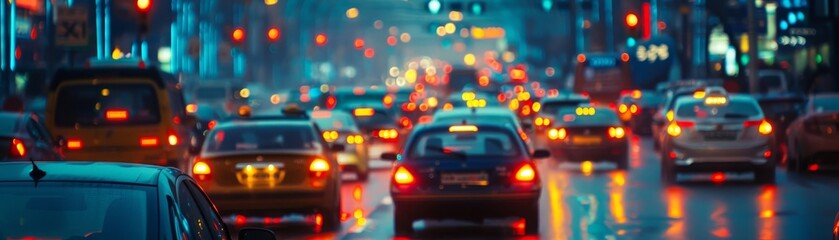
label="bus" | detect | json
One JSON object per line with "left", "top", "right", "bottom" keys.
{"left": 573, "top": 52, "right": 633, "bottom": 106}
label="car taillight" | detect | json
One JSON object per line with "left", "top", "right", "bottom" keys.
{"left": 322, "top": 131, "right": 339, "bottom": 142}
{"left": 374, "top": 129, "right": 398, "bottom": 139}
{"left": 207, "top": 120, "right": 217, "bottom": 130}
{"left": 744, "top": 120, "right": 772, "bottom": 135}
{"left": 514, "top": 163, "right": 536, "bottom": 182}
{"left": 667, "top": 121, "right": 694, "bottom": 137}
{"left": 140, "top": 137, "right": 159, "bottom": 147}
{"left": 193, "top": 161, "right": 212, "bottom": 181}
{"left": 393, "top": 166, "right": 415, "bottom": 185}
{"left": 535, "top": 117, "right": 552, "bottom": 127}
{"left": 9, "top": 138, "right": 25, "bottom": 158}
{"left": 67, "top": 139, "right": 83, "bottom": 150}
{"left": 399, "top": 117, "right": 413, "bottom": 129}
{"left": 105, "top": 109, "right": 129, "bottom": 121}
{"left": 548, "top": 128, "right": 567, "bottom": 140}
{"left": 629, "top": 104, "right": 639, "bottom": 114}
{"left": 618, "top": 104, "right": 628, "bottom": 113}
{"left": 168, "top": 131, "right": 179, "bottom": 146}
{"left": 608, "top": 127, "right": 626, "bottom": 139}
{"left": 346, "top": 134, "right": 364, "bottom": 145}
{"left": 309, "top": 158, "right": 330, "bottom": 178}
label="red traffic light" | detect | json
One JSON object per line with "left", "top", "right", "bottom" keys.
{"left": 315, "top": 33, "right": 328, "bottom": 46}
{"left": 232, "top": 28, "right": 245, "bottom": 43}
{"left": 625, "top": 13, "right": 639, "bottom": 28}
{"left": 136, "top": 0, "right": 152, "bottom": 12}
{"left": 267, "top": 27, "right": 281, "bottom": 42}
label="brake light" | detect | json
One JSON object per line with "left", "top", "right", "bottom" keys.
{"left": 618, "top": 104, "right": 628, "bottom": 113}
{"left": 9, "top": 138, "right": 25, "bottom": 158}
{"left": 393, "top": 166, "right": 415, "bottom": 185}
{"left": 374, "top": 129, "right": 399, "bottom": 139}
{"left": 609, "top": 127, "right": 626, "bottom": 139}
{"left": 67, "top": 139, "right": 83, "bottom": 150}
{"left": 322, "top": 131, "right": 339, "bottom": 142}
{"left": 207, "top": 120, "right": 217, "bottom": 130}
{"left": 399, "top": 117, "right": 413, "bottom": 129}
{"left": 629, "top": 104, "right": 639, "bottom": 114}
{"left": 309, "top": 158, "right": 330, "bottom": 178}
{"left": 535, "top": 117, "right": 552, "bottom": 127}
{"left": 326, "top": 96, "right": 337, "bottom": 109}
{"left": 346, "top": 134, "right": 364, "bottom": 144}
{"left": 186, "top": 103, "right": 198, "bottom": 113}
{"left": 105, "top": 109, "right": 128, "bottom": 121}
{"left": 514, "top": 163, "right": 536, "bottom": 182}
{"left": 548, "top": 128, "right": 567, "bottom": 140}
{"left": 140, "top": 137, "right": 159, "bottom": 147}
{"left": 168, "top": 131, "right": 179, "bottom": 146}
{"left": 744, "top": 120, "right": 773, "bottom": 135}
{"left": 193, "top": 161, "right": 212, "bottom": 181}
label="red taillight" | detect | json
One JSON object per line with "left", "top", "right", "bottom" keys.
{"left": 393, "top": 166, "right": 415, "bottom": 185}
{"left": 745, "top": 120, "right": 773, "bottom": 135}
{"left": 168, "top": 134, "right": 178, "bottom": 146}
{"left": 618, "top": 104, "right": 628, "bottom": 113}
{"left": 711, "top": 172, "right": 725, "bottom": 183}
{"left": 208, "top": 120, "right": 217, "bottom": 130}
{"left": 309, "top": 158, "right": 330, "bottom": 178}
{"left": 9, "top": 138, "right": 25, "bottom": 158}
{"left": 140, "top": 137, "right": 159, "bottom": 147}
{"left": 608, "top": 127, "right": 626, "bottom": 139}
{"left": 548, "top": 128, "right": 567, "bottom": 140}
{"left": 668, "top": 151, "right": 677, "bottom": 160}
{"left": 514, "top": 163, "right": 536, "bottom": 182}
{"left": 629, "top": 104, "right": 639, "bottom": 114}
{"left": 105, "top": 109, "right": 128, "bottom": 121}
{"left": 326, "top": 96, "right": 337, "bottom": 109}
{"left": 374, "top": 129, "right": 399, "bottom": 140}
{"left": 67, "top": 139, "right": 83, "bottom": 150}
{"left": 399, "top": 117, "right": 413, "bottom": 129}
{"left": 192, "top": 161, "right": 212, "bottom": 181}
{"left": 675, "top": 120, "right": 695, "bottom": 127}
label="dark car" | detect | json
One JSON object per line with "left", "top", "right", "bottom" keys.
{"left": 382, "top": 122, "right": 550, "bottom": 236}
{"left": 545, "top": 106, "right": 629, "bottom": 169}
{"left": 192, "top": 109, "right": 343, "bottom": 231}
{"left": 0, "top": 112, "right": 63, "bottom": 161}
{"left": 188, "top": 103, "right": 227, "bottom": 154}
{"left": 534, "top": 93, "right": 590, "bottom": 133}
{"left": 786, "top": 94, "right": 839, "bottom": 172}
{"left": 312, "top": 110, "right": 371, "bottom": 181}
{"left": 625, "top": 91, "right": 663, "bottom": 136}
{"left": 0, "top": 161, "right": 275, "bottom": 240}
{"left": 754, "top": 93, "right": 805, "bottom": 162}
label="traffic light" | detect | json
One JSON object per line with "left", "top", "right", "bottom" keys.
{"left": 136, "top": 0, "right": 152, "bottom": 36}
{"left": 232, "top": 28, "right": 245, "bottom": 44}
{"left": 625, "top": 12, "right": 639, "bottom": 39}
{"left": 267, "top": 27, "right": 280, "bottom": 42}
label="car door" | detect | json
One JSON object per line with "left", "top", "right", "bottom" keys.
{"left": 31, "top": 115, "right": 62, "bottom": 159}
{"left": 175, "top": 179, "right": 217, "bottom": 240}
{"left": 184, "top": 179, "right": 231, "bottom": 240}
{"left": 24, "top": 118, "right": 50, "bottom": 160}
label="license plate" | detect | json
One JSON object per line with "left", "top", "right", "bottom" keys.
{"left": 235, "top": 162, "right": 285, "bottom": 184}
{"left": 572, "top": 136, "right": 602, "bottom": 145}
{"left": 441, "top": 173, "right": 489, "bottom": 186}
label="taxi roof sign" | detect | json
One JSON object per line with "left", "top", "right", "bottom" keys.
{"left": 575, "top": 107, "right": 596, "bottom": 116}
{"left": 449, "top": 125, "right": 479, "bottom": 132}
{"left": 353, "top": 108, "right": 375, "bottom": 117}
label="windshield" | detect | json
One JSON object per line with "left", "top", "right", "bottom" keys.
{"left": 55, "top": 84, "right": 161, "bottom": 127}
{"left": 676, "top": 99, "right": 762, "bottom": 119}
{"left": 0, "top": 182, "right": 155, "bottom": 240}
{"left": 204, "top": 125, "right": 320, "bottom": 153}
{"left": 408, "top": 129, "right": 521, "bottom": 160}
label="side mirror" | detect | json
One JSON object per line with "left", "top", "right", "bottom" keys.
{"left": 330, "top": 144, "right": 346, "bottom": 152}
{"left": 532, "top": 149, "right": 551, "bottom": 159}
{"left": 381, "top": 152, "right": 399, "bottom": 161}
{"left": 238, "top": 228, "right": 276, "bottom": 240}
{"left": 55, "top": 135, "right": 67, "bottom": 148}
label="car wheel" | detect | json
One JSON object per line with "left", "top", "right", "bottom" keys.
{"left": 755, "top": 165, "right": 776, "bottom": 184}
{"left": 393, "top": 205, "right": 414, "bottom": 236}
{"left": 320, "top": 205, "right": 341, "bottom": 232}
{"left": 524, "top": 203, "right": 539, "bottom": 235}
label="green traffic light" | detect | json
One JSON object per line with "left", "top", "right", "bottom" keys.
{"left": 428, "top": 0, "right": 442, "bottom": 14}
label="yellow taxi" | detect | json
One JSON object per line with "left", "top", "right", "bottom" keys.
{"left": 46, "top": 64, "right": 195, "bottom": 170}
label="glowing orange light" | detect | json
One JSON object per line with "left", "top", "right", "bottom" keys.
{"left": 353, "top": 38, "right": 365, "bottom": 49}
{"left": 315, "top": 33, "right": 328, "bottom": 46}
{"left": 267, "top": 27, "right": 281, "bottom": 41}
{"left": 232, "top": 28, "right": 245, "bottom": 42}
{"left": 363, "top": 48, "right": 375, "bottom": 58}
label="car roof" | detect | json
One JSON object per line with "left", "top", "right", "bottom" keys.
{"left": 0, "top": 162, "right": 166, "bottom": 186}
{"left": 540, "top": 94, "right": 589, "bottom": 103}
{"left": 50, "top": 67, "right": 176, "bottom": 91}
{"left": 217, "top": 119, "right": 314, "bottom": 129}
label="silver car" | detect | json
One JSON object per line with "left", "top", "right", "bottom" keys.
{"left": 660, "top": 93, "right": 775, "bottom": 184}
{"left": 786, "top": 94, "right": 839, "bottom": 173}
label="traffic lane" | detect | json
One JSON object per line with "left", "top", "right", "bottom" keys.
{"left": 230, "top": 160, "right": 394, "bottom": 240}
{"left": 339, "top": 137, "right": 839, "bottom": 239}
{"left": 542, "top": 137, "right": 839, "bottom": 240}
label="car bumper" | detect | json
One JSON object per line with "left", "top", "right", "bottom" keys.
{"left": 206, "top": 187, "right": 335, "bottom": 215}
{"left": 670, "top": 142, "right": 772, "bottom": 168}
{"left": 549, "top": 142, "right": 627, "bottom": 162}
{"left": 393, "top": 192, "right": 539, "bottom": 218}
{"left": 799, "top": 134, "right": 839, "bottom": 159}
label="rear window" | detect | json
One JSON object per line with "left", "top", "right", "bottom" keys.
{"left": 55, "top": 84, "right": 161, "bottom": 127}
{"left": 675, "top": 99, "right": 762, "bottom": 119}
{"left": 312, "top": 113, "right": 359, "bottom": 132}
{"left": 542, "top": 100, "right": 588, "bottom": 115}
{"left": 204, "top": 125, "right": 320, "bottom": 153}
{"left": 813, "top": 96, "right": 839, "bottom": 112}
{"left": 408, "top": 129, "right": 521, "bottom": 160}
{"left": 0, "top": 182, "right": 155, "bottom": 240}
{"left": 557, "top": 108, "right": 620, "bottom": 125}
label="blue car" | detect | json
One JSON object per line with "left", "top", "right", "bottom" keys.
{"left": 0, "top": 161, "right": 275, "bottom": 240}
{"left": 382, "top": 122, "right": 550, "bottom": 236}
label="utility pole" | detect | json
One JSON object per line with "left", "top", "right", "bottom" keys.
{"left": 746, "top": 0, "right": 759, "bottom": 93}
